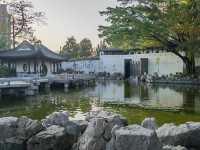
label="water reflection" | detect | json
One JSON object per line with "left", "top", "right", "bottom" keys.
{"left": 86, "top": 81, "right": 200, "bottom": 113}
{"left": 0, "top": 81, "right": 200, "bottom": 125}
{"left": 0, "top": 91, "right": 92, "bottom": 120}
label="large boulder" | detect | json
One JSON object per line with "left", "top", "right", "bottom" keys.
{"left": 156, "top": 122, "right": 200, "bottom": 149}
{"left": 74, "top": 111, "right": 127, "bottom": 150}
{"left": 0, "top": 116, "right": 44, "bottom": 150}
{"left": 106, "top": 125, "right": 162, "bottom": 150}
{"left": 42, "top": 111, "right": 69, "bottom": 128}
{"left": 27, "top": 122, "right": 81, "bottom": 150}
{"left": 27, "top": 125, "right": 67, "bottom": 150}
{"left": 0, "top": 137, "right": 25, "bottom": 150}
{"left": 142, "top": 117, "right": 158, "bottom": 130}
{"left": 72, "top": 120, "right": 88, "bottom": 134}
{"left": 163, "top": 145, "right": 188, "bottom": 150}
{"left": 0, "top": 117, "right": 18, "bottom": 140}
{"left": 16, "top": 116, "right": 44, "bottom": 139}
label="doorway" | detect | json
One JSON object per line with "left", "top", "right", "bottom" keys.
{"left": 124, "top": 59, "right": 132, "bottom": 79}
{"left": 141, "top": 58, "right": 148, "bottom": 75}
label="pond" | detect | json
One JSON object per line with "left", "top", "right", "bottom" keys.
{"left": 0, "top": 80, "right": 200, "bottom": 125}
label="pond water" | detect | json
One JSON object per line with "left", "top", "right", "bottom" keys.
{"left": 0, "top": 80, "right": 200, "bottom": 125}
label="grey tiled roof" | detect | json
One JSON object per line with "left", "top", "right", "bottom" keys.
{"left": 0, "top": 41, "right": 64, "bottom": 61}
{"left": 100, "top": 48, "right": 124, "bottom": 52}
{"left": 68, "top": 56, "right": 100, "bottom": 62}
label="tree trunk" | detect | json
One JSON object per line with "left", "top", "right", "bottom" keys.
{"left": 12, "top": 17, "right": 16, "bottom": 48}
{"left": 182, "top": 56, "right": 195, "bottom": 75}
{"left": 169, "top": 50, "right": 196, "bottom": 75}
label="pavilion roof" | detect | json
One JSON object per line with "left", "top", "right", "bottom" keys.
{"left": 0, "top": 41, "right": 65, "bottom": 61}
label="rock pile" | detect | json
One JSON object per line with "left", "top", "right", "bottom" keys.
{"left": 0, "top": 112, "right": 199, "bottom": 150}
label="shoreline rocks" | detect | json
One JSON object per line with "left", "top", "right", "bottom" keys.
{"left": 141, "top": 117, "right": 157, "bottom": 130}
{"left": 157, "top": 122, "right": 200, "bottom": 149}
{"left": 74, "top": 111, "right": 128, "bottom": 150}
{"left": 27, "top": 125, "right": 72, "bottom": 150}
{"left": 42, "top": 111, "right": 69, "bottom": 128}
{"left": 107, "top": 125, "right": 162, "bottom": 150}
{"left": 0, "top": 111, "right": 199, "bottom": 150}
{"left": 0, "top": 116, "right": 44, "bottom": 150}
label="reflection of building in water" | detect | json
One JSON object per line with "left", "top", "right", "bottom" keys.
{"left": 87, "top": 81, "right": 200, "bottom": 112}
{"left": 90, "top": 81, "right": 125, "bottom": 102}
{"left": 139, "top": 84, "right": 149, "bottom": 101}
{"left": 88, "top": 81, "right": 186, "bottom": 109}
{"left": 147, "top": 87, "right": 183, "bottom": 108}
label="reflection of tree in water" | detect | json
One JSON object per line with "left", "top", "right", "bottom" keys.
{"left": 150, "top": 84, "right": 200, "bottom": 113}
{"left": 182, "top": 88, "right": 199, "bottom": 113}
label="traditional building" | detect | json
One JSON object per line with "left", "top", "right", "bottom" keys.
{"left": 63, "top": 57, "right": 100, "bottom": 74}
{"left": 0, "top": 4, "right": 11, "bottom": 48}
{"left": 0, "top": 41, "right": 64, "bottom": 77}
{"left": 63, "top": 48, "right": 184, "bottom": 78}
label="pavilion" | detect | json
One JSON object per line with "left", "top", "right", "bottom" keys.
{"left": 0, "top": 41, "right": 65, "bottom": 77}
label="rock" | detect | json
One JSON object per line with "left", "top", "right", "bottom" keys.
{"left": 64, "top": 120, "right": 81, "bottom": 137}
{"left": 0, "top": 117, "right": 18, "bottom": 140}
{"left": 142, "top": 117, "right": 157, "bottom": 130}
{"left": 0, "top": 137, "right": 25, "bottom": 150}
{"left": 42, "top": 111, "right": 69, "bottom": 128}
{"left": 27, "top": 123, "right": 80, "bottom": 150}
{"left": 157, "top": 122, "right": 200, "bottom": 149}
{"left": 73, "top": 120, "right": 88, "bottom": 134}
{"left": 0, "top": 116, "right": 44, "bottom": 150}
{"left": 85, "top": 111, "right": 127, "bottom": 125}
{"left": 16, "top": 116, "right": 44, "bottom": 139}
{"left": 106, "top": 125, "right": 162, "bottom": 150}
{"left": 27, "top": 125, "right": 68, "bottom": 150}
{"left": 75, "top": 111, "right": 127, "bottom": 150}
{"left": 163, "top": 145, "right": 188, "bottom": 150}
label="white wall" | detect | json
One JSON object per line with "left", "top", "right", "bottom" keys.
{"left": 62, "top": 59, "right": 100, "bottom": 74}
{"left": 14, "top": 60, "right": 61, "bottom": 77}
{"left": 99, "top": 52, "right": 183, "bottom": 76}
{"left": 62, "top": 51, "right": 184, "bottom": 76}
{"left": 131, "top": 52, "right": 183, "bottom": 75}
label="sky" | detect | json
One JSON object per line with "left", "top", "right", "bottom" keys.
{"left": 31, "top": 0, "right": 118, "bottom": 52}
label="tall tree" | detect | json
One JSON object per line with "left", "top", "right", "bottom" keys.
{"left": 8, "top": 0, "right": 45, "bottom": 48}
{"left": 99, "top": 0, "right": 200, "bottom": 74}
{"left": 79, "top": 38, "right": 92, "bottom": 57}
{"left": 61, "top": 36, "right": 80, "bottom": 58}
{"left": 96, "top": 40, "right": 108, "bottom": 55}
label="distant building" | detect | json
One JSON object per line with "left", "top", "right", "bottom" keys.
{"left": 0, "top": 4, "right": 11, "bottom": 48}
{"left": 0, "top": 41, "right": 64, "bottom": 77}
{"left": 63, "top": 57, "right": 100, "bottom": 74}
{"left": 62, "top": 48, "right": 184, "bottom": 78}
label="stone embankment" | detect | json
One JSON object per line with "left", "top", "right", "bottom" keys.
{"left": 0, "top": 111, "right": 199, "bottom": 150}
{"left": 143, "top": 73, "right": 200, "bottom": 85}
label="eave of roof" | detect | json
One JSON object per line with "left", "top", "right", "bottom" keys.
{"left": 0, "top": 41, "right": 65, "bottom": 61}
{"left": 68, "top": 56, "right": 100, "bottom": 62}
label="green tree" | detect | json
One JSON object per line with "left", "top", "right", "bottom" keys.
{"left": 99, "top": 0, "right": 200, "bottom": 74}
{"left": 61, "top": 36, "right": 80, "bottom": 58}
{"left": 96, "top": 40, "right": 108, "bottom": 55}
{"left": 79, "top": 38, "right": 92, "bottom": 57}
